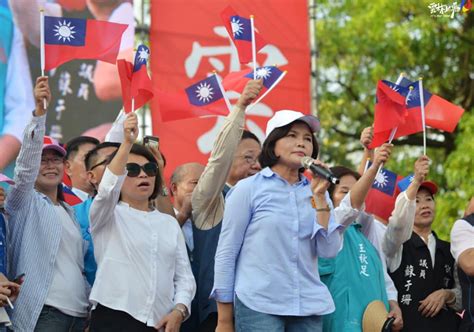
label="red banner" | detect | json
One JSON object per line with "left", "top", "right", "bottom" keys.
{"left": 150, "top": 0, "right": 310, "bottom": 179}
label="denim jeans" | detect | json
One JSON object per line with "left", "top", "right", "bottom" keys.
{"left": 34, "top": 305, "right": 86, "bottom": 332}
{"left": 234, "top": 296, "right": 322, "bottom": 332}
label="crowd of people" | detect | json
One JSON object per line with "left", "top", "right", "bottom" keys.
{"left": 0, "top": 75, "right": 472, "bottom": 332}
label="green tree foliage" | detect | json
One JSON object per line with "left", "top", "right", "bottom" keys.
{"left": 315, "top": 0, "right": 474, "bottom": 239}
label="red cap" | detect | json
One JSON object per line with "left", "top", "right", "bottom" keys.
{"left": 419, "top": 180, "right": 438, "bottom": 195}
{"left": 43, "top": 136, "right": 66, "bottom": 157}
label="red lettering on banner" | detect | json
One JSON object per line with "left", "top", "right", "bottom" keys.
{"left": 150, "top": 0, "right": 310, "bottom": 180}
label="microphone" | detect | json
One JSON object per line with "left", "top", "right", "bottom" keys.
{"left": 301, "top": 156, "right": 340, "bottom": 185}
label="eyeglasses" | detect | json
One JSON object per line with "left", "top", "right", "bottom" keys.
{"left": 90, "top": 158, "right": 109, "bottom": 171}
{"left": 40, "top": 156, "right": 63, "bottom": 165}
{"left": 126, "top": 162, "right": 158, "bottom": 177}
{"left": 241, "top": 155, "right": 259, "bottom": 166}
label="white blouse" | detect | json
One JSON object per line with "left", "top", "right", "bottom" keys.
{"left": 89, "top": 168, "right": 196, "bottom": 327}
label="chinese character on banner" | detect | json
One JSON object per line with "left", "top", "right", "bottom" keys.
{"left": 150, "top": 0, "right": 310, "bottom": 180}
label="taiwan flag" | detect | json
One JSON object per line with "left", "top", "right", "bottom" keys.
{"left": 62, "top": 185, "right": 83, "bottom": 206}
{"left": 185, "top": 75, "right": 227, "bottom": 106}
{"left": 223, "top": 66, "right": 285, "bottom": 101}
{"left": 399, "top": 78, "right": 465, "bottom": 133}
{"left": 365, "top": 163, "right": 403, "bottom": 222}
{"left": 117, "top": 45, "right": 154, "bottom": 113}
{"left": 220, "top": 6, "right": 267, "bottom": 64}
{"left": 397, "top": 174, "right": 414, "bottom": 192}
{"left": 43, "top": 15, "right": 128, "bottom": 71}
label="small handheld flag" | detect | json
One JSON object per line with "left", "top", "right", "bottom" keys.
{"left": 222, "top": 66, "right": 286, "bottom": 108}
{"left": 221, "top": 6, "right": 267, "bottom": 64}
{"left": 42, "top": 15, "right": 128, "bottom": 71}
{"left": 117, "top": 44, "right": 154, "bottom": 113}
{"left": 186, "top": 75, "right": 225, "bottom": 107}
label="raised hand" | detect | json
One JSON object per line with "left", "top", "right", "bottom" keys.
{"left": 236, "top": 79, "right": 263, "bottom": 109}
{"left": 413, "top": 155, "right": 430, "bottom": 184}
{"left": 360, "top": 126, "right": 374, "bottom": 149}
{"left": 34, "top": 76, "right": 51, "bottom": 116}
{"left": 372, "top": 143, "right": 393, "bottom": 168}
{"left": 123, "top": 112, "right": 139, "bottom": 144}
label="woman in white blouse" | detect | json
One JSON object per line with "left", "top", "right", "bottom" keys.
{"left": 89, "top": 112, "right": 196, "bottom": 332}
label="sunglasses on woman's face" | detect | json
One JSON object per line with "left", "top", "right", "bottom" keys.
{"left": 126, "top": 162, "right": 158, "bottom": 177}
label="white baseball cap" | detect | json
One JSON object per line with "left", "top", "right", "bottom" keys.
{"left": 265, "top": 110, "right": 320, "bottom": 138}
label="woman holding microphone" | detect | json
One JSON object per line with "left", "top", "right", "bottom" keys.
{"left": 212, "top": 110, "right": 344, "bottom": 332}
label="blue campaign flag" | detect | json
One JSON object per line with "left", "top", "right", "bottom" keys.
{"left": 44, "top": 16, "right": 87, "bottom": 46}
{"left": 185, "top": 75, "right": 224, "bottom": 107}
{"left": 397, "top": 174, "right": 414, "bottom": 192}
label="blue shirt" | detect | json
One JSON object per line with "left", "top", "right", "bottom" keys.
{"left": 211, "top": 167, "right": 343, "bottom": 316}
{"left": 73, "top": 197, "right": 96, "bottom": 285}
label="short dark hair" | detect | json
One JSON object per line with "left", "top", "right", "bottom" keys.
{"left": 65, "top": 136, "right": 100, "bottom": 160}
{"left": 258, "top": 121, "right": 318, "bottom": 171}
{"left": 85, "top": 142, "right": 120, "bottom": 171}
{"left": 327, "top": 166, "right": 361, "bottom": 201}
{"left": 129, "top": 144, "right": 162, "bottom": 200}
{"left": 241, "top": 130, "right": 260, "bottom": 145}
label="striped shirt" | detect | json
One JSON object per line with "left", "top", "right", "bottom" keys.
{"left": 5, "top": 114, "right": 86, "bottom": 331}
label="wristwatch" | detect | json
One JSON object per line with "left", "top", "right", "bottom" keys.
{"left": 173, "top": 305, "right": 188, "bottom": 319}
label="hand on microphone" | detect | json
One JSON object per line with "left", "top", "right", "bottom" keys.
{"left": 310, "top": 160, "right": 331, "bottom": 196}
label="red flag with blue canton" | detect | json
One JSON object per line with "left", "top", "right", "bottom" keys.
{"left": 369, "top": 78, "right": 464, "bottom": 148}
{"left": 44, "top": 15, "right": 128, "bottom": 71}
{"left": 220, "top": 6, "right": 267, "bottom": 64}
{"left": 117, "top": 45, "right": 154, "bottom": 113}
{"left": 62, "top": 184, "right": 83, "bottom": 206}
{"left": 400, "top": 78, "right": 465, "bottom": 133}
{"left": 223, "top": 66, "right": 284, "bottom": 98}
{"left": 397, "top": 174, "right": 414, "bottom": 192}
{"left": 364, "top": 162, "right": 403, "bottom": 222}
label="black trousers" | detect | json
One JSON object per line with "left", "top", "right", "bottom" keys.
{"left": 90, "top": 304, "right": 156, "bottom": 332}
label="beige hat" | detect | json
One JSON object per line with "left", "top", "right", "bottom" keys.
{"left": 362, "top": 300, "right": 394, "bottom": 332}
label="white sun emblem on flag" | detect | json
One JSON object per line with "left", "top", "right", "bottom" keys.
{"left": 255, "top": 67, "right": 272, "bottom": 80}
{"left": 195, "top": 82, "right": 214, "bottom": 103}
{"left": 53, "top": 20, "right": 76, "bottom": 42}
{"left": 231, "top": 17, "right": 244, "bottom": 37}
{"left": 374, "top": 171, "right": 389, "bottom": 188}
{"left": 389, "top": 84, "right": 399, "bottom": 93}
{"left": 137, "top": 48, "right": 149, "bottom": 63}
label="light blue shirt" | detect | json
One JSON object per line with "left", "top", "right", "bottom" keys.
{"left": 211, "top": 167, "right": 343, "bottom": 316}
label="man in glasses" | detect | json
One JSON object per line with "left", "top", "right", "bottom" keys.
{"left": 64, "top": 136, "right": 100, "bottom": 202}
{"left": 181, "top": 80, "right": 263, "bottom": 332}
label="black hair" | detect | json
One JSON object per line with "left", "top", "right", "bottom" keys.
{"left": 258, "top": 121, "right": 318, "bottom": 171}
{"left": 85, "top": 142, "right": 121, "bottom": 171}
{"left": 129, "top": 144, "right": 162, "bottom": 200}
{"left": 65, "top": 136, "right": 100, "bottom": 160}
{"left": 241, "top": 130, "right": 260, "bottom": 145}
{"left": 327, "top": 166, "right": 361, "bottom": 201}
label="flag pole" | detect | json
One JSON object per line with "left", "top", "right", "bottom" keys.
{"left": 40, "top": 9, "right": 47, "bottom": 109}
{"left": 214, "top": 72, "right": 232, "bottom": 113}
{"left": 418, "top": 77, "right": 427, "bottom": 155}
{"left": 250, "top": 15, "right": 257, "bottom": 80}
{"left": 247, "top": 70, "right": 287, "bottom": 113}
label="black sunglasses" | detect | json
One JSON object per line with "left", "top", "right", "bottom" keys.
{"left": 126, "top": 162, "right": 158, "bottom": 177}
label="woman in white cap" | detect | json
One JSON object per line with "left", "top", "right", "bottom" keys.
{"left": 6, "top": 77, "right": 89, "bottom": 331}
{"left": 211, "top": 110, "right": 343, "bottom": 332}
